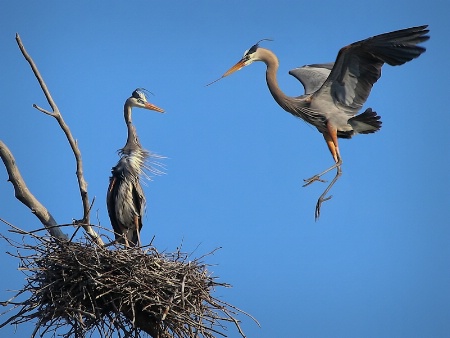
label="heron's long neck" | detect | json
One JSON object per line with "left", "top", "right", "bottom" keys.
{"left": 259, "top": 48, "right": 305, "bottom": 114}
{"left": 259, "top": 48, "right": 292, "bottom": 111}
{"left": 122, "top": 103, "right": 143, "bottom": 156}
{"left": 123, "top": 104, "right": 135, "bottom": 149}
{"left": 113, "top": 102, "right": 149, "bottom": 178}
{"left": 124, "top": 102, "right": 134, "bottom": 125}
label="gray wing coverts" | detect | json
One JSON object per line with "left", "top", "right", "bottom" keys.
{"left": 289, "top": 63, "right": 333, "bottom": 95}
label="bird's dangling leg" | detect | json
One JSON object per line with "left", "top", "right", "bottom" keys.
{"left": 315, "top": 163, "right": 342, "bottom": 220}
{"left": 314, "top": 126, "right": 343, "bottom": 220}
{"left": 303, "top": 164, "right": 337, "bottom": 186}
{"left": 303, "top": 129, "right": 341, "bottom": 187}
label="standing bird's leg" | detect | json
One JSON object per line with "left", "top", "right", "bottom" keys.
{"left": 134, "top": 215, "right": 142, "bottom": 247}
{"left": 314, "top": 125, "right": 343, "bottom": 220}
{"left": 121, "top": 226, "right": 130, "bottom": 248}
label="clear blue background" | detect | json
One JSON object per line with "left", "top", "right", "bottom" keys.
{"left": 1, "top": 1, "right": 449, "bottom": 337}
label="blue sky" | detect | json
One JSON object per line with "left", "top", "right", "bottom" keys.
{"left": 1, "top": 1, "right": 449, "bottom": 337}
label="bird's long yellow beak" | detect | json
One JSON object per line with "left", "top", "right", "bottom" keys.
{"left": 145, "top": 102, "right": 164, "bottom": 113}
{"left": 206, "top": 59, "right": 246, "bottom": 86}
{"left": 223, "top": 60, "right": 246, "bottom": 77}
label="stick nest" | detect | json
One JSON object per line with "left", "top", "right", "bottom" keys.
{"left": 0, "top": 230, "right": 255, "bottom": 338}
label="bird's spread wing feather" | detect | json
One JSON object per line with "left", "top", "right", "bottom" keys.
{"left": 312, "top": 25, "right": 429, "bottom": 111}
{"left": 289, "top": 63, "right": 334, "bottom": 95}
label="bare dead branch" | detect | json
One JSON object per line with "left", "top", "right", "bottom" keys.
{"left": 14, "top": 33, "right": 103, "bottom": 245}
{"left": 32, "top": 104, "right": 54, "bottom": 117}
{"left": 0, "top": 141, "right": 67, "bottom": 241}
{"left": 1, "top": 33, "right": 259, "bottom": 338}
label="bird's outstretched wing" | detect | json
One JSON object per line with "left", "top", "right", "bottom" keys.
{"left": 312, "top": 25, "right": 429, "bottom": 111}
{"left": 289, "top": 63, "right": 334, "bottom": 95}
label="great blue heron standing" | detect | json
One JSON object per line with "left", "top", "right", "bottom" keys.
{"left": 107, "top": 89, "right": 164, "bottom": 247}
{"left": 208, "top": 25, "right": 429, "bottom": 219}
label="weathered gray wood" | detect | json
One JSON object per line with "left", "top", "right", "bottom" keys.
{"left": 0, "top": 141, "right": 68, "bottom": 240}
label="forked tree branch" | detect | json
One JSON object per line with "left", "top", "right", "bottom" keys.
{"left": 6, "top": 33, "right": 104, "bottom": 245}
{"left": 0, "top": 35, "right": 258, "bottom": 338}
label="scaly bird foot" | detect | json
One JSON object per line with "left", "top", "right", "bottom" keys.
{"left": 315, "top": 194, "right": 333, "bottom": 221}
{"left": 303, "top": 175, "right": 327, "bottom": 187}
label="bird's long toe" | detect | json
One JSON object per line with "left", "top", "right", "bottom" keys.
{"left": 315, "top": 195, "right": 333, "bottom": 220}
{"left": 303, "top": 175, "right": 327, "bottom": 187}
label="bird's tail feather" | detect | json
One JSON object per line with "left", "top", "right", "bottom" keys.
{"left": 348, "top": 108, "right": 382, "bottom": 135}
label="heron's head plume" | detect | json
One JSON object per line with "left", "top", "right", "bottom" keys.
{"left": 126, "top": 88, "right": 164, "bottom": 113}
{"left": 242, "top": 38, "right": 273, "bottom": 63}
{"left": 206, "top": 38, "right": 273, "bottom": 86}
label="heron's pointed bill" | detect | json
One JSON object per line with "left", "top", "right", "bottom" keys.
{"left": 145, "top": 102, "right": 164, "bottom": 113}
{"left": 206, "top": 59, "right": 246, "bottom": 86}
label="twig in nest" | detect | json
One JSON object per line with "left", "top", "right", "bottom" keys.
{"left": 0, "top": 227, "right": 259, "bottom": 338}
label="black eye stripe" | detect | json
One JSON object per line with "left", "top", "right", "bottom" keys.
{"left": 247, "top": 44, "right": 259, "bottom": 55}
{"left": 132, "top": 90, "right": 146, "bottom": 101}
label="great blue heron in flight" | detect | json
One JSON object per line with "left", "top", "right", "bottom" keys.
{"left": 107, "top": 89, "right": 164, "bottom": 247}
{"left": 208, "top": 25, "right": 429, "bottom": 219}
